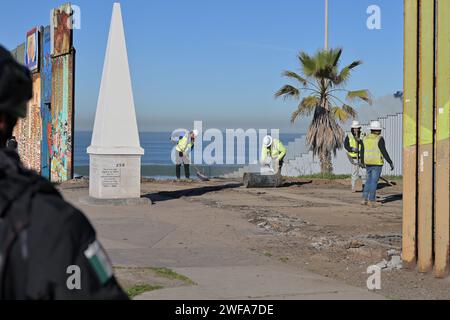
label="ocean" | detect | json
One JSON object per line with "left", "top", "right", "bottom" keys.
{"left": 74, "top": 131, "right": 302, "bottom": 178}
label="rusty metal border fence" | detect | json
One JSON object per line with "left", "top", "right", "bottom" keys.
{"left": 402, "top": 0, "right": 450, "bottom": 278}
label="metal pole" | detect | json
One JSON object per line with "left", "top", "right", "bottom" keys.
{"left": 325, "top": 0, "right": 329, "bottom": 50}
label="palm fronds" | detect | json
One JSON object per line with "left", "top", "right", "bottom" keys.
{"left": 290, "top": 96, "right": 320, "bottom": 123}
{"left": 275, "top": 85, "right": 300, "bottom": 99}
{"left": 346, "top": 89, "right": 372, "bottom": 104}
{"left": 275, "top": 48, "right": 371, "bottom": 173}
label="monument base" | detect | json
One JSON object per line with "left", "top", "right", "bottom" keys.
{"left": 89, "top": 154, "right": 142, "bottom": 199}
{"left": 79, "top": 196, "right": 151, "bottom": 207}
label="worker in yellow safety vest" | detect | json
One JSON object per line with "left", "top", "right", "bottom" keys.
{"left": 360, "top": 121, "right": 394, "bottom": 207}
{"left": 344, "top": 121, "right": 366, "bottom": 192}
{"left": 174, "top": 130, "right": 198, "bottom": 179}
{"left": 260, "top": 135, "right": 287, "bottom": 174}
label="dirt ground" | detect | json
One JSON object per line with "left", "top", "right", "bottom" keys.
{"left": 134, "top": 176, "right": 449, "bottom": 300}
{"left": 63, "top": 176, "right": 450, "bottom": 299}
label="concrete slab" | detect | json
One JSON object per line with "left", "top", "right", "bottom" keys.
{"left": 137, "top": 265, "right": 383, "bottom": 300}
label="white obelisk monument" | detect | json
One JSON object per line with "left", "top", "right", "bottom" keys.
{"left": 87, "top": 3, "right": 144, "bottom": 200}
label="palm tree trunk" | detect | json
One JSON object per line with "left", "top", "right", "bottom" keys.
{"left": 319, "top": 150, "right": 333, "bottom": 174}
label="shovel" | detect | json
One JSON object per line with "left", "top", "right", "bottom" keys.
{"left": 380, "top": 176, "right": 396, "bottom": 186}
{"left": 184, "top": 153, "right": 210, "bottom": 181}
{"left": 192, "top": 165, "right": 210, "bottom": 181}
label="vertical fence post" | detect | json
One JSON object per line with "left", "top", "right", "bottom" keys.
{"left": 417, "top": 0, "right": 435, "bottom": 273}
{"left": 402, "top": 0, "right": 419, "bottom": 268}
{"left": 434, "top": 0, "right": 450, "bottom": 278}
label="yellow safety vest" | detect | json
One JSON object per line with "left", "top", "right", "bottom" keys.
{"left": 363, "top": 134, "right": 384, "bottom": 166}
{"left": 347, "top": 134, "right": 361, "bottom": 158}
{"left": 176, "top": 136, "right": 193, "bottom": 154}
{"left": 261, "top": 139, "right": 287, "bottom": 162}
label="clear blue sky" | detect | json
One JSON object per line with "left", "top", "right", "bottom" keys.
{"left": 0, "top": 0, "right": 404, "bottom": 133}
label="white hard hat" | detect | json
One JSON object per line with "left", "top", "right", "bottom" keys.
{"left": 369, "top": 121, "right": 382, "bottom": 131}
{"left": 263, "top": 135, "right": 273, "bottom": 148}
{"left": 351, "top": 120, "right": 362, "bottom": 129}
{"left": 192, "top": 130, "right": 199, "bottom": 137}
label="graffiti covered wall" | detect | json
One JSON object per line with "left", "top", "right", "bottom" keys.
{"left": 10, "top": 3, "right": 75, "bottom": 182}
{"left": 14, "top": 74, "right": 42, "bottom": 172}
{"left": 51, "top": 53, "right": 74, "bottom": 182}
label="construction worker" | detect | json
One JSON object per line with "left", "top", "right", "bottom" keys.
{"left": 0, "top": 45, "right": 127, "bottom": 300}
{"left": 360, "top": 121, "right": 394, "bottom": 207}
{"left": 175, "top": 130, "right": 198, "bottom": 179}
{"left": 344, "top": 121, "right": 366, "bottom": 192}
{"left": 261, "top": 135, "right": 286, "bottom": 173}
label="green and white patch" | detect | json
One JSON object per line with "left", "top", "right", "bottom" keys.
{"left": 84, "top": 240, "right": 114, "bottom": 285}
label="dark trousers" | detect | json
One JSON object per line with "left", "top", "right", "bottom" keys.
{"left": 176, "top": 164, "right": 190, "bottom": 179}
{"left": 279, "top": 159, "right": 284, "bottom": 171}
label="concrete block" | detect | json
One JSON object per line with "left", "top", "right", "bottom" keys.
{"left": 89, "top": 154, "right": 142, "bottom": 199}
{"left": 243, "top": 172, "right": 283, "bottom": 188}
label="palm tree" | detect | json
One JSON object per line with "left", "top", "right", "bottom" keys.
{"left": 275, "top": 48, "right": 372, "bottom": 173}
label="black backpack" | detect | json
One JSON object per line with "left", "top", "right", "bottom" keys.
{"left": 0, "top": 167, "right": 59, "bottom": 298}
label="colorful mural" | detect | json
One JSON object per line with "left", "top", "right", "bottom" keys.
{"left": 51, "top": 3, "right": 73, "bottom": 57}
{"left": 25, "top": 27, "right": 39, "bottom": 72}
{"left": 10, "top": 3, "right": 75, "bottom": 183}
{"left": 51, "top": 53, "right": 74, "bottom": 182}
{"left": 13, "top": 74, "right": 42, "bottom": 173}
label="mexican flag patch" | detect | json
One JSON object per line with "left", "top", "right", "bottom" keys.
{"left": 84, "top": 240, "right": 114, "bottom": 285}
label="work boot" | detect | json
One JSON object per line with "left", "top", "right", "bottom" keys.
{"left": 176, "top": 165, "right": 181, "bottom": 179}
{"left": 361, "top": 200, "right": 368, "bottom": 206}
{"left": 184, "top": 164, "right": 190, "bottom": 179}
{"left": 368, "top": 201, "right": 382, "bottom": 208}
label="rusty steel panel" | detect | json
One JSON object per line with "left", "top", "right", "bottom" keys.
{"left": 15, "top": 43, "right": 25, "bottom": 67}
{"left": 434, "top": 0, "right": 450, "bottom": 278}
{"left": 41, "top": 26, "right": 53, "bottom": 180}
{"left": 402, "top": 0, "right": 419, "bottom": 268}
{"left": 51, "top": 3, "right": 73, "bottom": 57}
{"left": 417, "top": 0, "right": 435, "bottom": 273}
{"left": 13, "top": 73, "right": 42, "bottom": 173}
{"left": 51, "top": 52, "right": 75, "bottom": 182}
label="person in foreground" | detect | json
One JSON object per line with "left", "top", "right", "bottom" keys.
{"left": 360, "top": 121, "right": 394, "bottom": 208}
{"left": 0, "top": 45, "right": 128, "bottom": 300}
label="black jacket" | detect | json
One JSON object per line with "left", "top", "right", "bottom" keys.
{"left": 0, "top": 150, "right": 128, "bottom": 300}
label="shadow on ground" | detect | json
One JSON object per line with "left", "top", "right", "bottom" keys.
{"left": 381, "top": 193, "right": 402, "bottom": 204}
{"left": 144, "top": 183, "right": 242, "bottom": 203}
{"left": 377, "top": 181, "right": 398, "bottom": 190}
{"left": 281, "top": 180, "right": 313, "bottom": 188}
